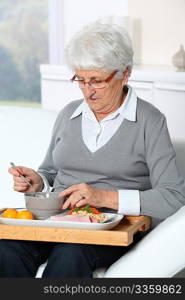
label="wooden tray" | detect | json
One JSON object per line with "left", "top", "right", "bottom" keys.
{"left": 0, "top": 215, "right": 151, "bottom": 246}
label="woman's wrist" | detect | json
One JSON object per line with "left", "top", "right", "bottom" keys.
{"left": 36, "top": 175, "right": 44, "bottom": 192}
{"left": 103, "top": 190, "right": 118, "bottom": 210}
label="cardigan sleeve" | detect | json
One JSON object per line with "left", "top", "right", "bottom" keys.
{"left": 140, "top": 113, "right": 185, "bottom": 219}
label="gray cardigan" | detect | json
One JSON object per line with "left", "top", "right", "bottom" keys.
{"left": 38, "top": 98, "right": 185, "bottom": 226}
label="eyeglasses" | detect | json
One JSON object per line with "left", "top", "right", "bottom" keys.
{"left": 70, "top": 70, "right": 118, "bottom": 89}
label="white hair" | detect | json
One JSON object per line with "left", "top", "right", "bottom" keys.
{"left": 65, "top": 19, "right": 134, "bottom": 78}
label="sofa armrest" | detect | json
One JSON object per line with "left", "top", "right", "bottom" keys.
{"left": 104, "top": 206, "right": 185, "bottom": 278}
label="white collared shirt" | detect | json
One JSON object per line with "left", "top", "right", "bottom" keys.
{"left": 70, "top": 86, "right": 140, "bottom": 215}
{"left": 41, "top": 86, "right": 140, "bottom": 215}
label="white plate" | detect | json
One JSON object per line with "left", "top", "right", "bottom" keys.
{"left": 0, "top": 212, "right": 123, "bottom": 230}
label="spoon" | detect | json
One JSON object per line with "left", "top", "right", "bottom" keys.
{"left": 101, "top": 216, "right": 116, "bottom": 223}
{"left": 10, "top": 162, "right": 32, "bottom": 188}
{"left": 10, "top": 162, "right": 52, "bottom": 198}
{"left": 45, "top": 190, "right": 50, "bottom": 198}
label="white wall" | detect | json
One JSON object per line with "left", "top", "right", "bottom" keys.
{"left": 49, "top": 0, "right": 129, "bottom": 65}
{"left": 62, "top": 0, "right": 128, "bottom": 45}
{"left": 129, "top": 0, "right": 185, "bottom": 67}
{"left": 49, "top": 0, "right": 185, "bottom": 67}
{"left": 43, "top": 0, "right": 185, "bottom": 135}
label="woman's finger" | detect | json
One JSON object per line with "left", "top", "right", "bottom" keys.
{"left": 8, "top": 168, "right": 20, "bottom": 177}
{"left": 13, "top": 175, "right": 31, "bottom": 184}
{"left": 75, "top": 199, "right": 87, "bottom": 207}
{"left": 14, "top": 183, "right": 34, "bottom": 193}
{"left": 14, "top": 182, "right": 29, "bottom": 188}
{"left": 14, "top": 185, "right": 29, "bottom": 192}
{"left": 15, "top": 166, "right": 31, "bottom": 175}
{"left": 60, "top": 183, "right": 88, "bottom": 197}
{"left": 60, "top": 185, "right": 80, "bottom": 197}
{"left": 62, "top": 191, "right": 85, "bottom": 209}
{"left": 62, "top": 197, "right": 72, "bottom": 209}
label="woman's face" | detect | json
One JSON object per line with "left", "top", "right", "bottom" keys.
{"left": 75, "top": 69, "right": 128, "bottom": 121}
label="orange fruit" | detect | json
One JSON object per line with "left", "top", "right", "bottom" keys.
{"left": 16, "top": 210, "right": 34, "bottom": 220}
{"left": 2, "top": 208, "right": 18, "bottom": 218}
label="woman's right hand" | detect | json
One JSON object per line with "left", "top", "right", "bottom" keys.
{"left": 8, "top": 166, "right": 44, "bottom": 193}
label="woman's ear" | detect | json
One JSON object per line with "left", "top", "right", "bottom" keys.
{"left": 121, "top": 67, "right": 129, "bottom": 87}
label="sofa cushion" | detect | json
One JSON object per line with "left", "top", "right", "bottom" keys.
{"left": 0, "top": 106, "right": 57, "bottom": 208}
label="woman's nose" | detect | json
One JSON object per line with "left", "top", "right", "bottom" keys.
{"left": 82, "top": 84, "right": 96, "bottom": 96}
{"left": 83, "top": 89, "right": 96, "bottom": 98}
{"left": 83, "top": 82, "right": 96, "bottom": 90}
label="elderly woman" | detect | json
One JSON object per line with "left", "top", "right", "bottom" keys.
{"left": 2, "top": 19, "right": 185, "bottom": 278}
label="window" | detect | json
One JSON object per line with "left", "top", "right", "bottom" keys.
{"left": 0, "top": 0, "right": 48, "bottom": 107}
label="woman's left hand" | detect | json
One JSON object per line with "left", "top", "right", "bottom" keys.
{"left": 59, "top": 183, "right": 118, "bottom": 210}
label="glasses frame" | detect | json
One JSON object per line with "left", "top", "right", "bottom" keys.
{"left": 70, "top": 70, "right": 118, "bottom": 89}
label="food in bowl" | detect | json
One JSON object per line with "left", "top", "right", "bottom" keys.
{"left": 24, "top": 192, "right": 65, "bottom": 220}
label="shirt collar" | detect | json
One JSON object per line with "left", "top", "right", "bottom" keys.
{"left": 70, "top": 85, "right": 137, "bottom": 122}
{"left": 70, "top": 101, "right": 86, "bottom": 119}
{"left": 119, "top": 85, "right": 137, "bottom": 122}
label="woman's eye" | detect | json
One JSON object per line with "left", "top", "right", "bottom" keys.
{"left": 91, "top": 81, "right": 102, "bottom": 84}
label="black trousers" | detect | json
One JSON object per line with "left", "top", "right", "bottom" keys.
{"left": 0, "top": 234, "right": 143, "bottom": 278}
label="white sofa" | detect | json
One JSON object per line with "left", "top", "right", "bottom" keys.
{"left": 1, "top": 105, "right": 185, "bottom": 278}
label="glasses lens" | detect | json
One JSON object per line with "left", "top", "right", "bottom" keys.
{"left": 72, "top": 79, "right": 107, "bottom": 89}
{"left": 91, "top": 81, "right": 106, "bottom": 89}
{"left": 77, "top": 81, "right": 85, "bottom": 88}
{"left": 80, "top": 81, "right": 107, "bottom": 89}
{"left": 71, "top": 80, "right": 84, "bottom": 88}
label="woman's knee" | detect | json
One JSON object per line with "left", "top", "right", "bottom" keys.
{"left": 49, "top": 243, "right": 98, "bottom": 271}
{"left": 52, "top": 243, "right": 94, "bottom": 260}
{"left": 43, "top": 244, "right": 96, "bottom": 277}
{"left": 0, "top": 240, "right": 42, "bottom": 277}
